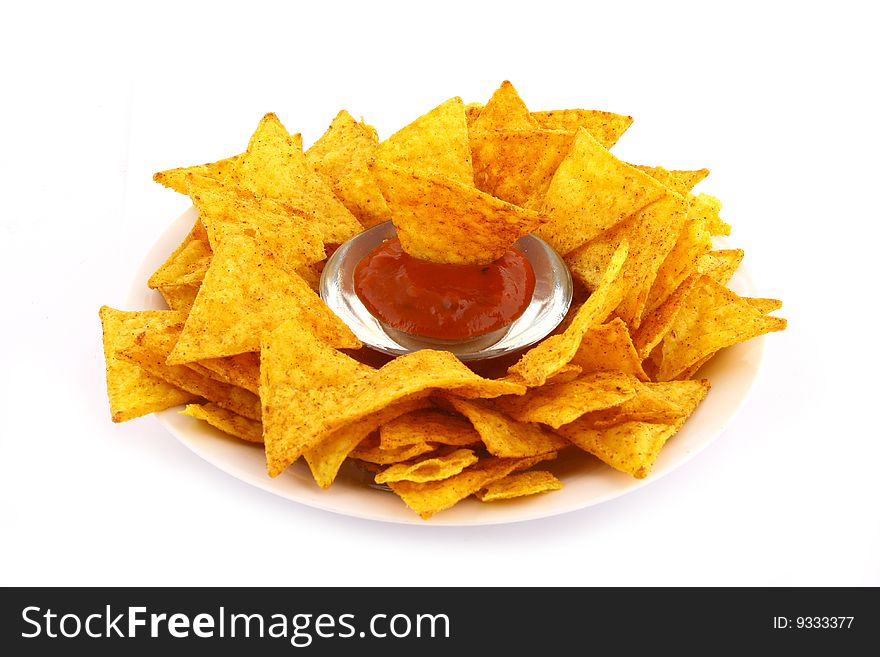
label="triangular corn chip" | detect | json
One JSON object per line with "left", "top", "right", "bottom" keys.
{"left": 99, "top": 307, "right": 197, "bottom": 422}
{"left": 507, "top": 241, "right": 630, "bottom": 386}
{"left": 375, "top": 448, "right": 479, "bottom": 484}
{"left": 532, "top": 109, "right": 632, "bottom": 149}
{"left": 260, "top": 321, "right": 526, "bottom": 476}
{"left": 443, "top": 396, "right": 569, "bottom": 457}
{"left": 470, "top": 128, "right": 576, "bottom": 208}
{"left": 371, "top": 160, "right": 547, "bottom": 264}
{"left": 180, "top": 403, "right": 263, "bottom": 443}
{"left": 379, "top": 409, "right": 481, "bottom": 450}
{"left": 495, "top": 372, "right": 639, "bottom": 429}
{"left": 535, "top": 128, "right": 669, "bottom": 254}
{"left": 569, "top": 318, "right": 649, "bottom": 381}
{"left": 468, "top": 81, "right": 538, "bottom": 132}
{"left": 376, "top": 96, "right": 473, "bottom": 184}
{"left": 186, "top": 173, "right": 326, "bottom": 270}
{"left": 167, "top": 232, "right": 359, "bottom": 365}
{"left": 475, "top": 470, "right": 562, "bottom": 501}
{"left": 651, "top": 276, "right": 787, "bottom": 381}
{"left": 229, "top": 113, "right": 362, "bottom": 244}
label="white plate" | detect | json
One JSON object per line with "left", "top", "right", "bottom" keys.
{"left": 128, "top": 207, "right": 765, "bottom": 526}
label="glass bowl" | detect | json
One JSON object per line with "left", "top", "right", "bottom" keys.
{"left": 319, "top": 221, "right": 572, "bottom": 362}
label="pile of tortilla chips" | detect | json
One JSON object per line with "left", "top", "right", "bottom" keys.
{"left": 100, "top": 81, "right": 786, "bottom": 520}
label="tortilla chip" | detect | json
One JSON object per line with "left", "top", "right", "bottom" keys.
{"left": 98, "top": 307, "right": 197, "bottom": 422}
{"left": 633, "top": 274, "right": 700, "bottom": 359}
{"left": 634, "top": 165, "right": 709, "bottom": 195}
{"left": 575, "top": 194, "right": 688, "bottom": 328}
{"left": 228, "top": 112, "right": 362, "bottom": 244}
{"left": 495, "top": 372, "right": 639, "bottom": 429}
{"left": 180, "top": 403, "right": 263, "bottom": 443}
{"left": 305, "top": 110, "right": 390, "bottom": 228}
{"left": 532, "top": 109, "right": 633, "bottom": 149}
{"left": 379, "top": 409, "right": 481, "bottom": 450}
{"left": 535, "top": 128, "right": 669, "bottom": 255}
{"left": 475, "top": 470, "right": 562, "bottom": 501}
{"left": 387, "top": 455, "right": 548, "bottom": 519}
{"left": 558, "top": 419, "right": 678, "bottom": 478}
{"left": 158, "top": 284, "right": 200, "bottom": 313}
{"left": 470, "top": 128, "right": 576, "bottom": 208}
{"left": 689, "top": 192, "right": 730, "bottom": 236}
{"left": 195, "top": 352, "right": 260, "bottom": 395}
{"left": 569, "top": 318, "right": 649, "bottom": 381}
{"left": 744, "top": 297, "right": 783, "bottom": 314}
{"left": 186, "top": 173, "right": 326, "bottom": 270}
{"left": 375, "top": 448, "right": 479, "bottom": 484}
{"left": 696, "top": 249, "right": 745, "bottom": 285}
{"left": 119, "top": 319, "right": 262, "bottom": 420}
{"left": 507, "top": 240, "right": 630, "bottom": 386}
{"left": 148, "top": 219, "right": 210, "bottom": 289}
{"left": 371, "top": 160, "right": 547, "bottom": 264}
{"left": 443, "top": 396, "right": 569, "bottom": 457}
{"left": 260, "top": 321, "right": 525, "bottom": 476}
{"left": 153, "top": 154, "right": 241, "bottom": 194}
{"left": 376, "top": 96, "right": 473, "bottom": 184}
{"left": 305, "top": 398, "right": 431, "bottom": 488}
{"left": 468, "top": 80, "right": 538, "bottom": 132}
{"left": 643, "top": 216, "right": 713, "bottom": 316}
{"left": 652, "top": 276, "right": 788, "bottom": 381}
{"left": 167, "top": 232, "right": 360, "bottom": 364}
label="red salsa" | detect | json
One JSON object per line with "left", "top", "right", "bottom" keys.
{"left": 354, "top": 238, "right": 535, "bottom": 340}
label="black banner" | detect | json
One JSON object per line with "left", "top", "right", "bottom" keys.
{"left": 1, "top": 587, "right": 875, "bottom": 655}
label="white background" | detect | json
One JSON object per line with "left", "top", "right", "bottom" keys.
{"left": 2, "top": 0, "right": 877, "bottom": 586}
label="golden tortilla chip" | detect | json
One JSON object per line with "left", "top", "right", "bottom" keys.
{"left": 119, "top": 319, "right": 262, "bottom": 420}
{"left": 371, "top": 160, "right": 547, "bottom": 264}
{"left": 580, "top": 380, "right": 686, "bottom": 428}
{"left": 180, "top": 403, "right": 263, "bottom": 443}
{"left": 495, "top": 372, "right": 639, "bottom": 429}
{"left": 167, "top": 232, "right": 360, "bottom": 364}
{"left": 507, "top": 241, "right": 630, "bottom": 386}
{"left": 260, "top": 321, "right": 525, "bottom": 476}
{"left": 443, "top": 396, "right": 569, "bottom": 457}
{"left": 99, "top": 307, "right": 197, "bottom": 422}
{"left": 376, "top": 96, "right": 473, "bottom": 184}
{"left": 375, "top": 448, "right": 479, "bottom": 484}
{"left": 468, "top": 80, "right": 538, "bottom": 132}
{"left": 643, "top": 216, "right": 713, "bottom": 316}
{"left": 379, "top": 409, "right": 481, "bottom": 450}
{"left": 744, "top": 297, "right": 783, "bottom": 314}
{"left": 158, "top": 283, "right": 200, "bottom": 313}
{"left": 689, "top": 192, "right": 730, "bottom": 236}
{"left": 696, "top": 249, "right": 744, "bottom": 285}
{"left": 305, "top": 110, "right": 390, "bottom": 228}
{"left": 186, "top": 174, "right": 326, "bottom": 270}
{"left": 387, "top": 455, "right": 549, "bottom": 519}
{"left": 558, "top": 419, "right": 678, "bottom": 478}
{"left": 228, "top": 112, "right": 362, "bottom": 244}
{"left": 470, "top": 128, "right": 576, "bottom": 208}
{"left": 148, "top": 219, "right": 210, "bottom": 289}
{"left": 350, "top": 436, "right": 437, "bottom": 465}
{"left": 153, "top": 154, "right": 241, "bottom": 194}
{"left": 535, "top": 128, "right": 669, "bottom": 254}
{"left": 195, "top": 352, "right": 260, "bottom": 395}
{"left": 652, "top": 276, "right": 788, "bottom": 381}
{"left": 634, "top": 165, "right": 709, "bottom": 195}
{"left": 569, "top": 318, "right": 649, "bottom": 381}
{"left": 475, "top": 470, "right": 562, "bottom": 501}
{"left": 566, "top": 194, "right": 688, "bottom": 328}
{"left": 532, "top": 109, "right": 633, "bottom": 149}
{"left": 147, "top": 237, "right": 211, "bottom": 288}
{"left": 633, "top": 274, "right": 700, "bottom": 359}
{"left": 305, "top": 398, "right": 431, "bottom": 488}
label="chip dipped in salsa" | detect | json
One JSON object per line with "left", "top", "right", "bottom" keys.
{"left": 354, "top": 238, "right": 535, "bottom": 340}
